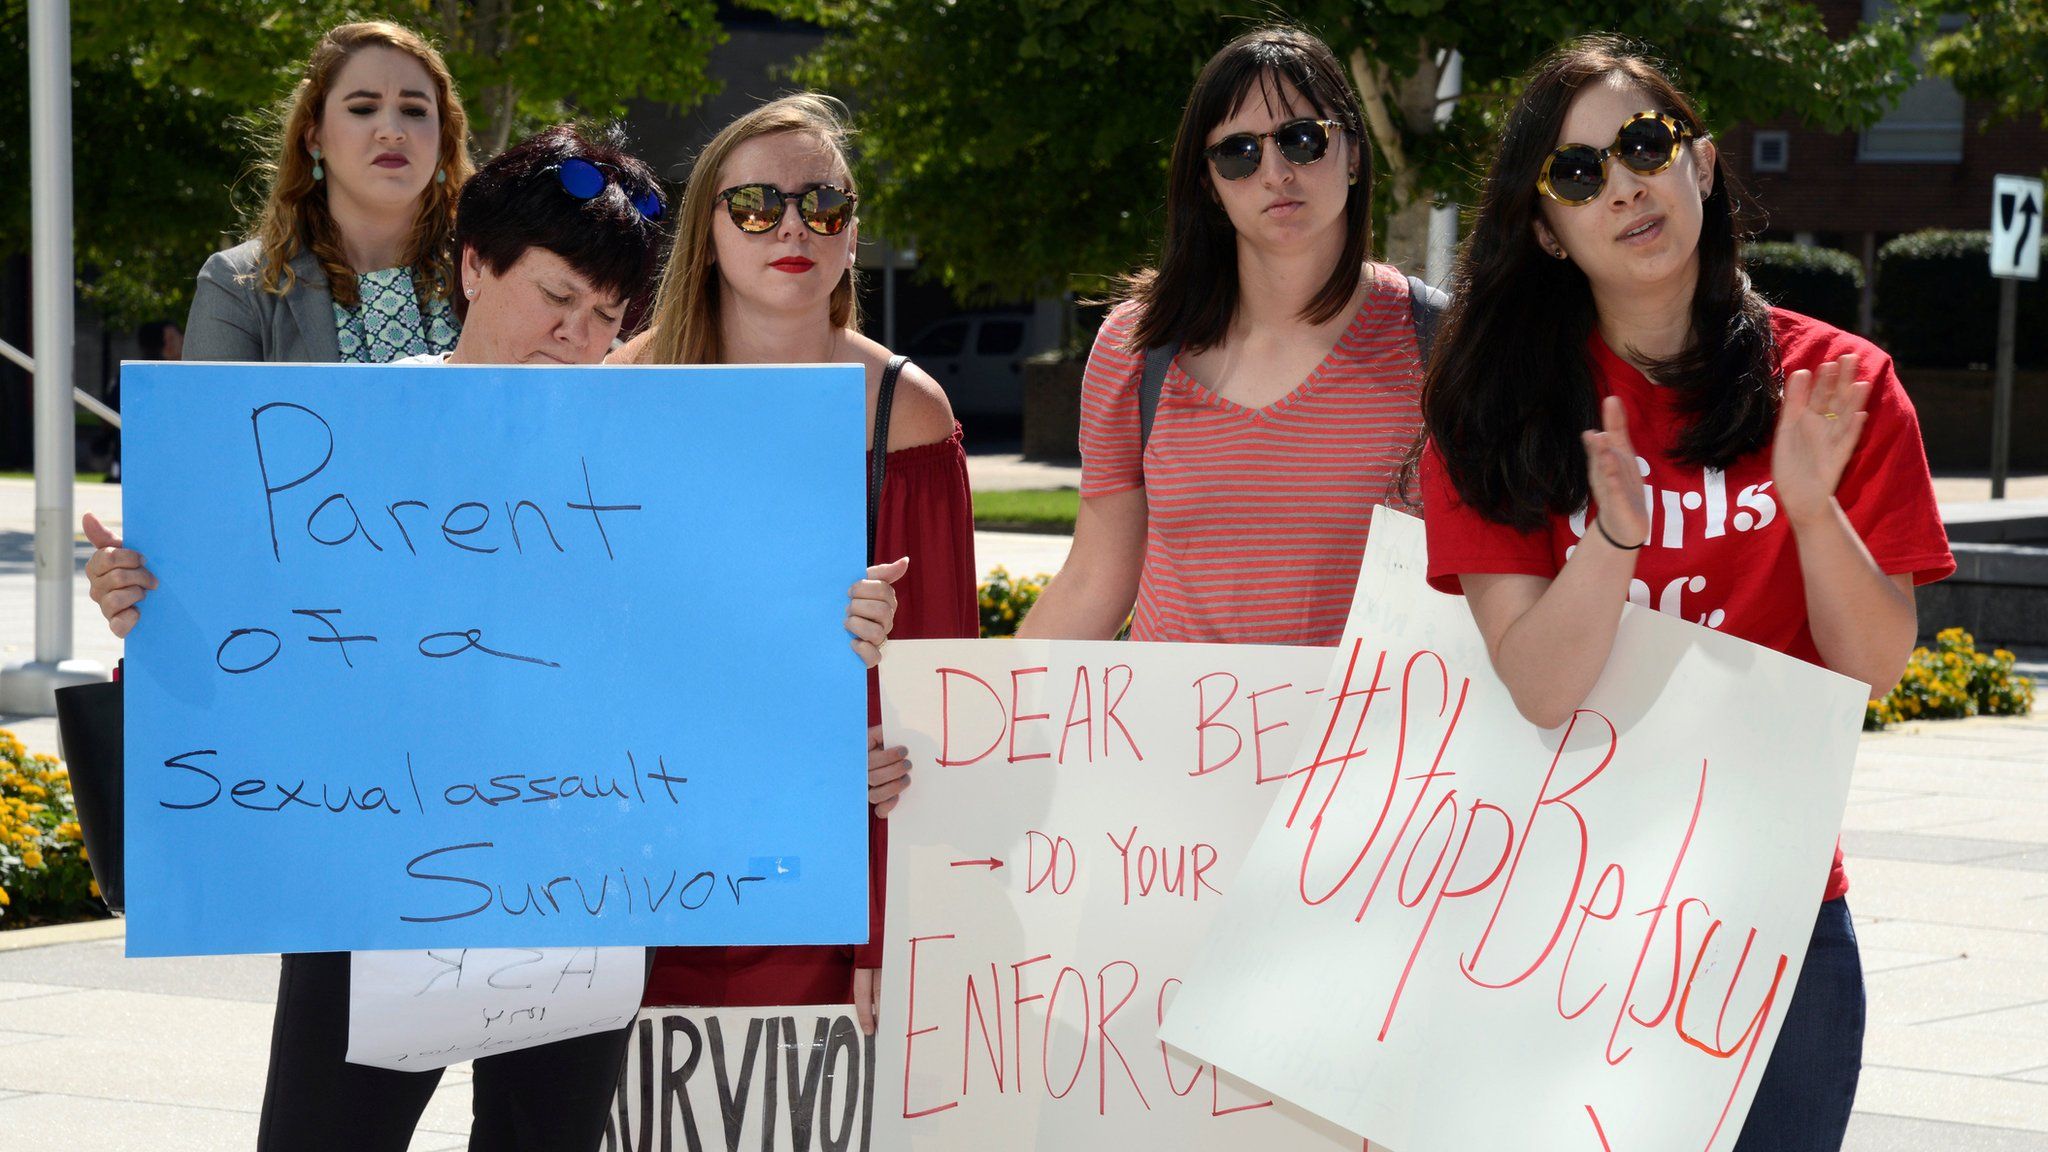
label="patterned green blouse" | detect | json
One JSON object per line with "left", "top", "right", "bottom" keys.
{"left": 334, "top": 267, "right": 459, "bottom": 363}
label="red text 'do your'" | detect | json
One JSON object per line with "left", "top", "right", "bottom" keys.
{"left": 1022, "top": 829, "right": 1223, "bottom": 905}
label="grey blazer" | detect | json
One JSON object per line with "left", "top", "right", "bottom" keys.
{"left": 182, "top": 240, "right": 343, "bottom": 363}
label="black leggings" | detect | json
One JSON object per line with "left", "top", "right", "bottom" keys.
{"left": 256, "top": 951, "right": 633, "bottom": 1152}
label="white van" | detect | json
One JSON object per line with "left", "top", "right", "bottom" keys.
{"left": 904, "top": 310, "right": 1044, "bottom": 420}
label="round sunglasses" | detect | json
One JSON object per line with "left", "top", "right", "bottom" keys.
{"left": 549, "top": 157, "right": 664, "bottom": 221}
{"left": 715, "top": 183, "right": 858, "bottom": 236}
{"left": 1537, "top": 111, "right": 1696, "bottom": 206}
{"left": 1203, "top": 118, "right": 1342, "bottom": 182}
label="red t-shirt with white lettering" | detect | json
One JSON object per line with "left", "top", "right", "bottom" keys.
{"left": 1420, "top": 307, "right": 1955, "bottom": 902}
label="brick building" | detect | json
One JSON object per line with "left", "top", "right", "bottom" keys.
{"left": 1717, "top": 0, "right": 2048, "bottom": 332}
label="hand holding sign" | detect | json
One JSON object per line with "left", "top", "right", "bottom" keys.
{"left": 848, "top": 557, "right": 910, "bottom": 667}
{"left": 83, "top": 512, "right": 156, "bottom": 638}
{"left": 867, "top": 724, "right": 912, "bottom": 816}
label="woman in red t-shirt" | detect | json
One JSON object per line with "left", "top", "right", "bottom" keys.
{"left": 1418, "top": 38, "right": 1951, "bottom": 1152}
{"left": 1020, "top": 26, "right": 1427, "bottom": 647}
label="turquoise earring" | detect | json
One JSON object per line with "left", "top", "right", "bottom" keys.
{"left": 311, "top": 147, "right": 324, "bottom": 181}
{"left": 435, "top": 168, "right": 447, "bottom": 185}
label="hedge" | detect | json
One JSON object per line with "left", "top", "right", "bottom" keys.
{"left": 1745, "top": 242, "right": 1864, "bottom": 331}
{"left": 1875, "top": 230, "right": 2048, "bottom": 368}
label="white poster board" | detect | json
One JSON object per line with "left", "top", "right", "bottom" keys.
{"left": 876, "top": 639, "right": 1364, "bottom": 1150}
{"left": 602, "top": 1006, "right": 877, "bottom": 1152}
{"left": 1158, "top": 508, "right": 1868, "bottom": 1152}
{"left": 347, "top": 946, "right": 645, "bottom": 1069}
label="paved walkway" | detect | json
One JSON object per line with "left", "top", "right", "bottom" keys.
{"left": 3, "top": 476, "right": 2046, "bottom": 1149}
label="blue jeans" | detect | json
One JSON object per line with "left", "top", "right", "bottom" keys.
{"left": 1731, "top": 897, "right": 1865, "bottom": 1152}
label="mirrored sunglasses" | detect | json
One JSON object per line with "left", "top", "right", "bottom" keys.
{"left": 715, "top": 183, "right": 858, "bottom": 236}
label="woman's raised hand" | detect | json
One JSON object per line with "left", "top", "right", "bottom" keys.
{"left": 82, "top": 512, "right": 157, "bottom": 638}
{"left": 1771, "top": 354, "right": 1870, "bottom": 526}
{"left": 1579, "top": 396, "right": 1650, "bottom": 549}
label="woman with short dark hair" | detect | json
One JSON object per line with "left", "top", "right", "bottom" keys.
{"left": 85, "top": 121, "right": 905, "bottom": 1151}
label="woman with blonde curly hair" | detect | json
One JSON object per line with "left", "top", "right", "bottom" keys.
{"left": 183, "top": 19, "right": 473, "bottom": 362}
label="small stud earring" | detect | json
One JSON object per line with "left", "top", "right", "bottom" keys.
{"left": 1553, "top": 246, "right": 1568, "bottom": 260}
{"left": 310, "top": 147, "right": 324, "bottom": 182}
{"left": 436, "top": 168, "right": 447, "bottom": 186}
{"left": 1348, "top": 171, "right": 1358, "bottom": 186}
{"left": 465, "top": 286, "right": 476, "bottom": 299}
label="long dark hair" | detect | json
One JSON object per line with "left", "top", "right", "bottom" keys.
{"left": 1422, "top": 36, "right": 1778, "bottom": 531}
{"left": 1126, "top": 25, "right": 1373, "bottom": 354}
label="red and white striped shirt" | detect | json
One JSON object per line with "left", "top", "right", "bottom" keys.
{"left": 1079, "top": 263, "right": 1426, "bottom": 646}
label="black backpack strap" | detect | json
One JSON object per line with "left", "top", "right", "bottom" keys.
{"left": 1138, "top": 342, "right": 1179, "bottom": 464}
{"left": 1407, "top": 275, "right": 1449, "bottom": 367}
{"left": 868, "top": 355, "right": 907, "bottom": 562}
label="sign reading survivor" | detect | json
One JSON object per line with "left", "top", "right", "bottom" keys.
{"left": 120, "top": 362, "right": 868, "bottom": 957}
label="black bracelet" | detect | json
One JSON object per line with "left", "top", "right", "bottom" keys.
{"left": 1595, "top": 515, "right": 1645, "bottom": 551}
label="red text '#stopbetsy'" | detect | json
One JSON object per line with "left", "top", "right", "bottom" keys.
{"left": 1263, "top": 640, "right": 1793, "bottom": 1151}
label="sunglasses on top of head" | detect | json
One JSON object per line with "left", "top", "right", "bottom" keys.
{"left": 714, "top": 183, "right": 858, "bottom": 236}
{"left": 1203, "top": 117, "right": 1344, "bottom": 182}
{"left": 548, "top": 156, "right": 664, "bottom": 221}
{"left": 1536, "top": 111, "right": 1697, "bottom": 206}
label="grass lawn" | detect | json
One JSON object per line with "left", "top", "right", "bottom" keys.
{"left": 0, "top": 470, "right": 109, "bottom": 484}
{"left": 973, "top": 486, "right": 1078, "bottom": 534}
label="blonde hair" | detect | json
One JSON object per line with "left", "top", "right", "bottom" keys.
{"left": 641, "top": 93, "right": 859, "bottom": 365}
{"left": 249, "top": 21, "right": 473, "bottom": 309}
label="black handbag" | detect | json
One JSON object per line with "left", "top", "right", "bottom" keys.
{"left": 53, "top": 669, "right": 124, "bottom": 912}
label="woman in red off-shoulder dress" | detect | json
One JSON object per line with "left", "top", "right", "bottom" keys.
{"left": 610, "top": 93, "right": 978, "bottom": 1029}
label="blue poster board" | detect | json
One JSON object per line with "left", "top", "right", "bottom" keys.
{"left": 120, "top": 362, "right": 869, "bottom": 957}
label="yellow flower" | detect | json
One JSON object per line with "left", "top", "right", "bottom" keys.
{"left": 21, "top": 848, "right": 43, "bottom": 870}
{"left": 0, "top": 884, "right": 10, "bottom": 906}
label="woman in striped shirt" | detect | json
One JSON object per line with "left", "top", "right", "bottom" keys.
{"left": 1019, "top": 25, "right": 1428, "bottom": 646}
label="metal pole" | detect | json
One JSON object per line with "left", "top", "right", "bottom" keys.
{"left": 29, "top": 0, "right": 72, "bottom": 667}
{"left": 2, "top": 0, "right": 105, "bottom": 715}
{"left": 1991, "top": 276, "right": 2017, "bottom": 500}
{"left": 1424, "top": 49, "right": 1463, "bottom": 287}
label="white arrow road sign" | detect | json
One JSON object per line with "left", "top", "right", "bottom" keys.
{"left": 1992, "top": 174, "right": 2043, "bottom": 280}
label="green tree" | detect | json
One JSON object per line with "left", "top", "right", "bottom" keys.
{"left": 763, "top": 0, "right": 1921, "bottom": 303}
{"left": 1, "top": 0, "right": 722, "bottom": 330}
{"left": 1925, "top": 0, "right": 2048, "bottom": 126}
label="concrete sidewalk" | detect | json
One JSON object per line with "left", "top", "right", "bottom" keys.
{"left": 4, "top": 476, "right": 2047, "bottom": 1149}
